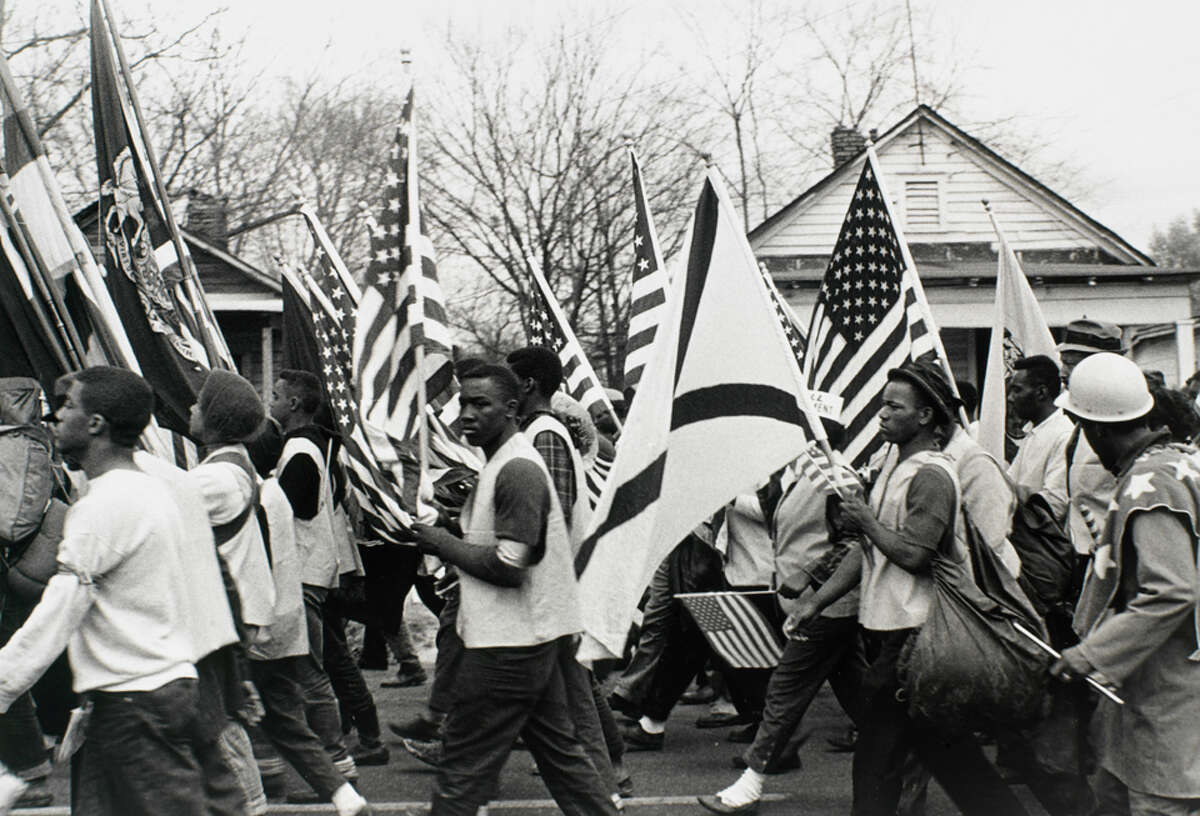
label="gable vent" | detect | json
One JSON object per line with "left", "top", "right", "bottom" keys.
{"left": 904, "top": 179, "right": 940, "bottom": 228}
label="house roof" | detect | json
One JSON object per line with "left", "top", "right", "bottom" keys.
{"left": 74, "top": 201, "right": 280, "bottom": 295}
{"left": 750, "top": 105, "right": 1155, "bottom": 267}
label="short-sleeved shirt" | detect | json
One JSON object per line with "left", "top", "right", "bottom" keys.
{"left": 493, "top": 457, "right": 552, "bottom": 566}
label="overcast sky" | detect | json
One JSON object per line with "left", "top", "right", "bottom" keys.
{"left": 54, "top": 0, "right": 1200, "bottom": 253}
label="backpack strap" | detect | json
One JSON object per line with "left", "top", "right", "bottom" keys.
{"left": 206, "top": 451, "right": 272, "bottom": 569}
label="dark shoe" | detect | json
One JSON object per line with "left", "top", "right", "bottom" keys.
{"left": 262, "top": 772, "right": 288, "bottom": 800}
{"left": 825, "top": 726, "right": 857, "bottom": 753}
{"left": 382, "top": 667, "right": 428, "bottom": 688}
{"left": 357, "top": 654, "right": 388, "bottom": 671}
{"left": 389, "top": 716, "right": 442, "bottom": 742}
{"left": 696, "top": 711, "right": 752, "bottom": 729}
{"left": 287, "top": 790, "right": 323, "bottom": 805}
{"left": 353, "top": 741, "right": 390, "bottom": 765}
{"left": 726, "top": 723, "right": 758, "bottom": 744}
{"left": 400, "top": 737, "right": 443, "bottom": 767}
{"left": 680, "top": 685, "right": 716, "bottom": 706}
{"left": 621, "top": 724, "right": 664, "bottom": 751}
{"left": 697, "top": 793, "right": 759, "bottom": 814}
{"left": 607, "top": 691, "right": 640, "bottom": 721}
{"left": 617, "top": 774, "right": 635, "bottom": 798}
{"left": 732, "top": 752, "right": 802, "bottom": 774}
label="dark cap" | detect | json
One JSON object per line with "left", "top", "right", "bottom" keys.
{"left": 886, "top": 357, "right": 961, "bottom": 423}
{"left": 1057, "top": 319, "right": 1124, "bottom": 355}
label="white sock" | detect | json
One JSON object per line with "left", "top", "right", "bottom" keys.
{"left": 717, "top": 768, "right": 764, "bottom": 807}
{"left": 331, "top": 782, "right": 367, "bottom": 816}
{"left": 638, "top": 715, "right": 665, "bottom": 734}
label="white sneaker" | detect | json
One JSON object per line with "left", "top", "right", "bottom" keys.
{"left": 334, "top": 756, "right": 359, "bottom": 782}
{"left": 0, "top": 769, "right": 29, "bottom": 816}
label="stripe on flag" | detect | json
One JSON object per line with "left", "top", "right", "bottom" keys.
{"left": 803, "top": 154, "right": 937, "bottom": 468}
{"left": 623, "top": 148, "right": 670, "bottom": 396}
{"left": 353, "top": 87, "right": 454, "bottom": 443}
{"left": 678, "top": 592, "right": 782, "bottom": 669}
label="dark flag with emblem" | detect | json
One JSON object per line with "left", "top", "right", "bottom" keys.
{"left": 525, "top": 257, "right": 619, "bottom": 420}
{"left": 90, "top": 0, "right": 212, "bottom": 432}
{"left": 623, "top": 147, "right": 670, "bottom": 397}
{"left": 678, "top": 592, "right": 783, "bottom": 669}
{"left": 803, "top": 151, "right": 938, "bottom": 467}
{"left": 354, "top": 88, "right": 454, "bottom": 443}
{"left": 575, "top": 170, "right": 815, "bottom": 661}
{"left": 280, "top": 263, "right": 415, "bottom": 544}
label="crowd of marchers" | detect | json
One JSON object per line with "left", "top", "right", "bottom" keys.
{"left": 0, "top": 320, "right": 1198, "bottom": 816}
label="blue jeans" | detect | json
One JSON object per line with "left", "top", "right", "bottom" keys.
{"left": 71, "top": 678, "right": 206, "bottom": 816}
{"left": 0, "top": 593, "right": 50, "bottom": 779}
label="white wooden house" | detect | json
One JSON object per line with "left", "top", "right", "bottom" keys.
{"left": 752, "top": 105, "right": 1200, "bottom": 384}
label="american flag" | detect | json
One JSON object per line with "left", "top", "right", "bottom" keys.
{"left": 583, "top": 444, "right": 614, "bottom": 509}
{"left": 781, "top": 440, "right": 861, "bottom": 497}
{"left": 623, "top": 148, "right": 669, "bottom": 396}
{"left": 804, "top": 153, "right": 936, "bottom": 467}
{"left": 288, "top": 247, "right": 415, "bottom": 544}
{"left": 678, "top": 592, "right": 782, "bottom": 669}
{"left": 759, "top": 261, "right": 806, "bottom": 366}
{"left": 525, "top": 257, "right": 618, "bottom": 420}
{"left": 354, "top": 88, "right": 454, "bottom": 443}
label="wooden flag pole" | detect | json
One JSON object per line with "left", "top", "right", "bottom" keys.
{"left": 98, "top": 0, "right": 228, "bottom": 370}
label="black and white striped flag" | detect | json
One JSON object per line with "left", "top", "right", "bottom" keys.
{"left": 678, "top": 592, "right": 782, "bottom": 669}
{"left": 803, "top": 151, "right": 939, "bottom": 467}
{"left": 623, "top": 148, "right": 669, "bottom": 396}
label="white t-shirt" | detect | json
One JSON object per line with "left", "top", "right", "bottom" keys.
{"left": 1008, "top": 409, "right": 1074, "bottom": 523}
{"left": 56, "top": 469, "right": 198, "bottom": 693}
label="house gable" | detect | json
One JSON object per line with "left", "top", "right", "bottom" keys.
{"left": 751, "top": 106, "right": 1153, "bottom": 270}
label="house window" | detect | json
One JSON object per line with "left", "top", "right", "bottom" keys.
{"left": 904, "top": 179, "right": 941, "bottom": 229}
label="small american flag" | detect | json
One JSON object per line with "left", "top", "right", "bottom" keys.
{"left": 353, "top": 87, "right": 454, "bottom": 443}
{"left": 525, "top": 256, "right": 618, "bottom": 421}
{"left": 759, "top": 261, "right": 806, "bottom": 366}
{"left": 678, "top": 592, "right": 783, "bottom": 669}
{"left": 622, "top": 148, "right": 669, "bottom": 396}
{"left": 804, "top": 153, "right": 937, "bottom": 467}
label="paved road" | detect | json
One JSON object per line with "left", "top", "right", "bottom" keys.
{"left": 19, "top": 663, "right": 1050, "bottom": 815}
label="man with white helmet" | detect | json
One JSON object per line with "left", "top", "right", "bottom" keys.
{"left": 1052, "top": 353, "right": 1200, "bottom": 815}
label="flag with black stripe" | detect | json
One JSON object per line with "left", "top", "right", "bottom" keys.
{"left": 803, "top": 153, "right": 937, "bottom": 467}
{"left": 575, "top": 169, "right": 812, "bottom": 661}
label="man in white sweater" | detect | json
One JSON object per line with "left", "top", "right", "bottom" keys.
{"left": 0, "top": 367, "right": 205, "bottom": 815}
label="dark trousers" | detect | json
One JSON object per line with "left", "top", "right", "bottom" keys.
{"left": 852, "top": 628, "right": 1029, "bottom": 816}
{"left": 323, "top": 607, "right": 381, "bottom": 744}
{"left": 358, "top": 545, "right": 442, "bottom": 668}
{"left": 299, "top": 585, "right": 348, "bottom": 763}
{"left": 194, "top": 650, "right": 247, "bottom": 816}
{"left": 614, "top": 554, "right": 674, "bottom": 704}
{"left": 745, "top": 613, "right": 862, "bottom": 772}
{"left": 250, "top": 657, "right": 347, "bottom": 800}
{"left": 560, "top": 645, "right": 617, "bottom": 793}
{"left": 0, "top": 592, "right": 50, "bottom": 779}
{"left": 71, "top": 678, "right": 206, "bottom": 816}
{"left": 640, "top": 537, "right": 769, "bottom": 722}
{"left": 431, "top": 636, "right": 618, "bottom": 816}
{"left": 429, "top": 586, "right": 463, "bottom": 717}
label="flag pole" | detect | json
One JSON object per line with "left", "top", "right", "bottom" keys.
{"left": 865, "top": 145, "right": 970, "bottom": 429}
{"left": 0, "top": 191, "right": 85, "bottom": 368}
{"left": 403, "top": 69, "right": 432, "bottom": 512}
{"left": 97, "top": 0, "right": 228, "bottom": 370}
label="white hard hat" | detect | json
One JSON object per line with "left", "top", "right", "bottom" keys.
{"left": 1055, "top": 352, "right": 1152, "bottom": 422}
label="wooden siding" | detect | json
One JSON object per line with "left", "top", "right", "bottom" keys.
{"left": 754, "top": 120, "right": 1099, "bottom": 257}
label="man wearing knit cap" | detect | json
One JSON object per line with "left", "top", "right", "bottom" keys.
{"left": 789, "top": 358, "right": 1028, "bottom": 816}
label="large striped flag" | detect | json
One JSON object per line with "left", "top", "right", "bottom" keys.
{"left": 575, "top": 169, "right": 816, "bottom": 661}
{"left": 353, "top": 88, "right": 454, "bottom": 444}
{"left": 678, "top": 592, "right": 783, "bottom": 669}
{"left": 803, "top": 151, "right": 941, "bottom": 467}
{"left": 977, "top": 206, "right": 1059, "bottom": 460}
{"left": 525, "top": 257, "right": 620, "bottom": 421}
{"left": 280, "top": 264, "right": 416, "bottom": 544}
{"left": 623, "top": 148, "right": 670, "bottom": 396}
